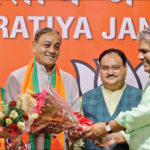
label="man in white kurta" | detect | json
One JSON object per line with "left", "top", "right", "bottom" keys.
{"left": 4, "top": 27, "right": 80, "bottom": 150}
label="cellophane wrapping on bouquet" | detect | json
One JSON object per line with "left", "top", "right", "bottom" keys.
{"left": 30, "top": 86, "right": 79, "bottom": 133}
{"left": 30, "top": 85, "right": 94, "bottom": 134}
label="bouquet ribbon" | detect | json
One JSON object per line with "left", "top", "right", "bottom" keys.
{"left": 74, "top": 112, "right": 94, "bottom": 131}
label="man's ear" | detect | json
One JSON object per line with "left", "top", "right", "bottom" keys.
{"left": 32, "top": 41, "right": 36, "bottom": 53}
{"left": 125, "top": 64, "right": 127, "bottom": 74}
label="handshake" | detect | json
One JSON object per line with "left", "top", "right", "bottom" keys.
{"left": 67, "top": 121, "right": 126, "bottom": 149}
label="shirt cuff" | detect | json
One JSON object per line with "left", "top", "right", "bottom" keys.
{"left": 115, "top": 111, "right": 126, "bottom": 127}
{"left": 120, "top": 131, "right": 130, "bottom": 144}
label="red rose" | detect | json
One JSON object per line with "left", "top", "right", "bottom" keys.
{"left": 10, "top": 101, "right": 17, "bottom": 107}
{"left": 23, "top": 113, "right": 29, "bottom": 121}
{"left": 4, "top": 116, "right": 10, "bottom": 123}
{"left": 9, "top": 123, "right": 18, "bottom": 136}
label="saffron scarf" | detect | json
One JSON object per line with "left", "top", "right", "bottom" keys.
{"left": 22, "top": 58, "right": 65, "bottom": 150}
{"left": 0, "top": 88, "right": 6, "bottom": 150}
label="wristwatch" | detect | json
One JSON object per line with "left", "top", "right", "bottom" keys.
{"left": 105, "top": 122, "right": 112, "bottom": 134}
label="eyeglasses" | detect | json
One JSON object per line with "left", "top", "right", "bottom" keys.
{"left": 100, "top": 65, "right": 124, "bottom": 72}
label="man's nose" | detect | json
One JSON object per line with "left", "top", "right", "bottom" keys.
{"left": 48, "top": 45, "right": 55, "bottom": 53}
{"left": 107, "top": 68, "right": 114, "bottom": 74}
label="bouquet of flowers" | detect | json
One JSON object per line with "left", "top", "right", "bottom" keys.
{"left": 0, "top": 91, "right": 39, "bottom": 149}
{"left": 0, "top": 85, "right": 94, "bottom": 149}
{"left": 29, "top": 86, "right": 94, "bottom": 134}
{"left": 30, "top": 86, "right": 79, "bottom": 133}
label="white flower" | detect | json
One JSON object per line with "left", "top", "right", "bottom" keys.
{"left": 0, "top": 102, "right": 6, "bottom": 113}
{"left": 29, "top": 113, "right": 39, "bottom": 121}
{"left": 17, "top": 97, "right": 23, "bottom": 109}
{"left": 10, "top": 110, "right": 18, "bottom": 119}
{"left": 17, "top": 122, "right": 25, "bottom": 130}
{"left": 0, "top": 112, "right": 5, "bottom": 120}
{"left": 6, "top": 118, "right": 13, "bottom": 126}
{"left": 18, "top": 93, "right": 37, "bottom": 113}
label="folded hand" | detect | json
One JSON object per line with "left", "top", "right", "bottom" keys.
{"left": 67, "top": 130, "right": 83, "bottom": 141}
{"left": 102, "top": 132, "right": 126, "bottom": 147}
{"left": 84, "top": 122, "right": 107, "bottom": 140}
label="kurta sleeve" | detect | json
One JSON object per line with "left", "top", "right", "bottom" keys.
{"left": 4, "top": 74, "right": 21, "bottom": 103}
{"left": 120, "top": 131, "right": 130, "bottom": 144}
{"left": 69, "top": 77, "right": 80, "bottom": 113}
{"left": 115, "top": 86, "right": 150, "bottom": 133}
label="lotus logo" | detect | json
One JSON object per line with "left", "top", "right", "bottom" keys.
{"left": 10, "top": 0, "right": 132, "bottom": 6}
{"left": 71, "top": 59, "right": 149, "bottom": 96}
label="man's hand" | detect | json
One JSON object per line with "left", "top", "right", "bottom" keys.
{"left": 67, "top": 130, "right": 83, "bottom": 141}
{"left": 103, "top": 132, "right": 126, "bottom": 147}
{"left": 93, "top": 139, "right": 104, "bottom": 148}
{"left": 84, "top": 122, "right": 108, "bottom": 140}
{"left": 0, "top": 126, "right": 20, "bottom": 139}
{"left": 93, "top": 132, "right": 126, "bottom": 148}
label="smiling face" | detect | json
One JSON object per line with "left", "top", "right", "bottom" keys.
{"left": 138, "top": 40, "right": 150, "bottom": 73}
{"left": 33, "top": 32, "right": 61, "bottom": 72}
{"left": 100, "top": 52, "right": 127, "bottom": 91}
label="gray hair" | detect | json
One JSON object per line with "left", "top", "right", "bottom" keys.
{"left": 137, "top": 26, "right": 150, "bottom": 43}
{"left": 34, "top": 27, "right": 61, "bottom": 42}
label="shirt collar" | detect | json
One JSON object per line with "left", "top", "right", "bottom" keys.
{"left": 102, "top": 84, "right": 126, "bottom": 94}
{"left": 36, "top": 61, "right": 56, "bottom": 75}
